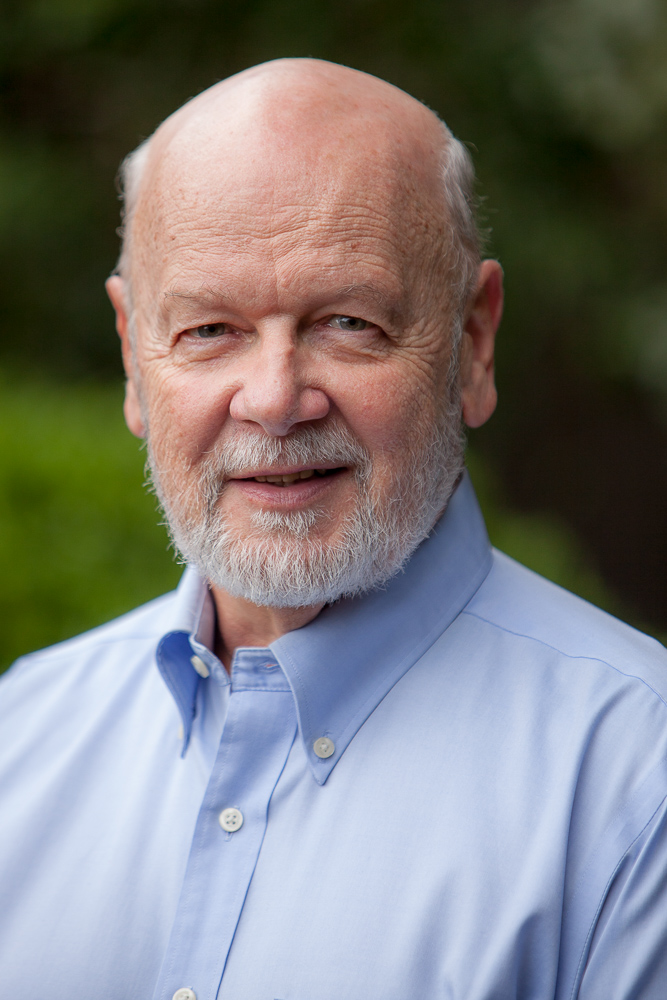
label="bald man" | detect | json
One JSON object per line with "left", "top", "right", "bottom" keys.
{"left": 1, "top": 60, "right": 667, "bottom": 1000}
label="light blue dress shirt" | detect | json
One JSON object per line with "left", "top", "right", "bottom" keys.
{"left": 2, "top": 474, "right": 667, "bottom": 999}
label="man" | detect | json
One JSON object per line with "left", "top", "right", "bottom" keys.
{"left": 1, "top": 58, "right": 666, "bottom": 1000}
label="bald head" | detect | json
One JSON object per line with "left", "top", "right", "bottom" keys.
{"left": 116, "top": 59, "right": 481, "bottom": 335}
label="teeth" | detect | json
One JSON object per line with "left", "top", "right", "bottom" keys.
{"left": 253, "top": 469, "right": 319, "bottom": 485}
{"left": 265, "top": 473, "right": 299, "bottom": 484}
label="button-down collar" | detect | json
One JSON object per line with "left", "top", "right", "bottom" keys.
{"left": 156, "top": 472, "right": 492, "bottom": 775}
{"left": 156, "top": 569, "right": 228, "bottom": 754}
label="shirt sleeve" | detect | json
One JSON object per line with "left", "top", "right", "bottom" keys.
{"left": 576, "top": 792, "right": 667, "bottom": 999}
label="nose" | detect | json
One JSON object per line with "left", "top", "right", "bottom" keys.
{"left": 228, "top": 327, "right": 330, "bottom": 436}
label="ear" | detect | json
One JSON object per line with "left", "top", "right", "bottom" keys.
{"left": 459, "top": 259, "right": 504, "bottom": 429}
{"left": 106, "top": 275, "right": 146, "bottom": 439}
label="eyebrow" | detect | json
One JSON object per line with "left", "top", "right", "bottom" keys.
{"left": 332, "top": 283, "right": 391, "bottom": 305}
{"left": 163, "top": 284, "right": 228, "bottom": 307}
{"left": 162, "top": 282, "right": 402, "bottom": 321}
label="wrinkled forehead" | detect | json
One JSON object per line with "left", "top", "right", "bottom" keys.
{"left": 130, "top": 87, "right": 449, "bottom": 299}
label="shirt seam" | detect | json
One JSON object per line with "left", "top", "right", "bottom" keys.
{"left": 462, "top": 609, "right": 667, "bottom": 711}
{"left": 10, "top": 632, "right": 171, "bottom": 667}
{"left": 568, "top": 794, "right": 667, "bottom": 1000}
{"left": 231, "top": 684, "right": 292, "bottom": 694}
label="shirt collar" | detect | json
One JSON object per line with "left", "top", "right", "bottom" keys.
{"left": 271, "top": 471, "right": 492, "bottom": 783}
{"left": 155, "top": 471, "right": 491, "bottom": 774}
{"left": 155, "top": 567, "right": 226, "bottom": 755}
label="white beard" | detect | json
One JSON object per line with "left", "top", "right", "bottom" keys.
{"left": 146, "top": 395, "right": 464, "bottom": 609}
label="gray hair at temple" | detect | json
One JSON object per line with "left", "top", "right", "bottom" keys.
{"left": 114, "top": 117, "right": 483, "bottom": 350}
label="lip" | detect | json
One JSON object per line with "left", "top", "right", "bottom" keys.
{"left": 226, "top": 466, "right": 351, "bottom": 509}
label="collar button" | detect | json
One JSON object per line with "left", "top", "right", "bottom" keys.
{"left": 190, "top": 654, "right": 210, "bottom": 678}
{"left": 313, "top": 736, "right": 335, "bottom": 759}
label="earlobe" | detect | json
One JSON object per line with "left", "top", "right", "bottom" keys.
{"left": 460, "top": 260, "right": 504, "bottom": 429}
{"left": 123, "top": 378, "right": 146, "bottom": 439}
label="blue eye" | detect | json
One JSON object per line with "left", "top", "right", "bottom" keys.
{"left": 191, "top": 323, "right": 228, "bottom": 338}
{"left": 330, "top": 316, "right": 369, "bottom": 332}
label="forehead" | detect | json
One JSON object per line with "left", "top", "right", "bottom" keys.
{"left": 131, "top": 119, "right": 446, "bottom": 313}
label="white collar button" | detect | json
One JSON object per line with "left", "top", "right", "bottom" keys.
{"left": 190, "top": 654, "right": 210, "bottom": 678}
{"left": 313, "top": 736, "right": 335, "bottom": 758}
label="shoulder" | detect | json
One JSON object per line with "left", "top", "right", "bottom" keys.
{"left": 0, "top": 587, "right": 181, "bottom": 702}
{"left": 462, "top": 548, "right": 667, "bottom": 702}
{"left": 0, "top": 586, "right": 189, "bottom": 835}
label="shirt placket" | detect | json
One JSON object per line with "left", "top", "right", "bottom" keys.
{"left": 152, "top": 650, "right": 297, "bottom": 1000}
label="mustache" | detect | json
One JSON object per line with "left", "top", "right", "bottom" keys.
{"left": 197, "top": 421, "right": 372, "bottom": 492}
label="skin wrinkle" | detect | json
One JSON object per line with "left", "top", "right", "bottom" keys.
{"left": 132, "top": 137, "right": 447, "bottom": 328}
{"left": 117, "top": 63, "right": 480, "bottom": 326}
{"left": 107, "top": 58, "right": 503, "bottom": 658}
{"left": 161, "top": 285, "right": 405, "bottom": 344}
{"left": 164, "top": 283, "right": 397, "bottom": 313}
{"left": 155, "top": 255, "right": 409, "bottom": 346}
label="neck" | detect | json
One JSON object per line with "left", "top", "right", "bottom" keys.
{"left": 210, "top": 586, "right": 324, "bottom": 670}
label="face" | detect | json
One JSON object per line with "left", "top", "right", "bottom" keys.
{"left": 109, "top": 130, "right": 493, "bottom": 607}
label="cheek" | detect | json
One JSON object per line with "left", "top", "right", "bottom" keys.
{"left": 336, "top": 368, "right": 440, "bottom": 456}
{"left": 143, "top": 366, "right": 236, "bottom": 458}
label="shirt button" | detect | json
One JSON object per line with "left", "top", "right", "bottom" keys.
{"left": 313, "top": 736, "right": 335, "bottom": 758}
{"left": 190, "top": 654, "right": 210, "bottom": 678}
{"left": 172, "top": 989, "right": 197, "bottom": 1000}
{"left": 219, "top": 807, "right": 244, "bottom": 832}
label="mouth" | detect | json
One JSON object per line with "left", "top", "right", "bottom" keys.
{"left": 233, "top": 467, "right": 346, "bottom": 487}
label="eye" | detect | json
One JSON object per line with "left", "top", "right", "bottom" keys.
{"left": 328, "top": 315, "right": 370, "bottom": 332}
{"left": 188, "top": 323, "right": 230, "bottom": 338}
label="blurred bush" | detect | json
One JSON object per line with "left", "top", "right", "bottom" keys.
{"left": 0, "top": 375, "right": 180, "bottom": 670}
{"left": 1, "top": 0, "right": 666, "bottom": 654}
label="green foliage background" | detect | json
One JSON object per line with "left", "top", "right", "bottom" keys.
{"left": 2, "top": 0, "right": 667, "bottom": 668}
